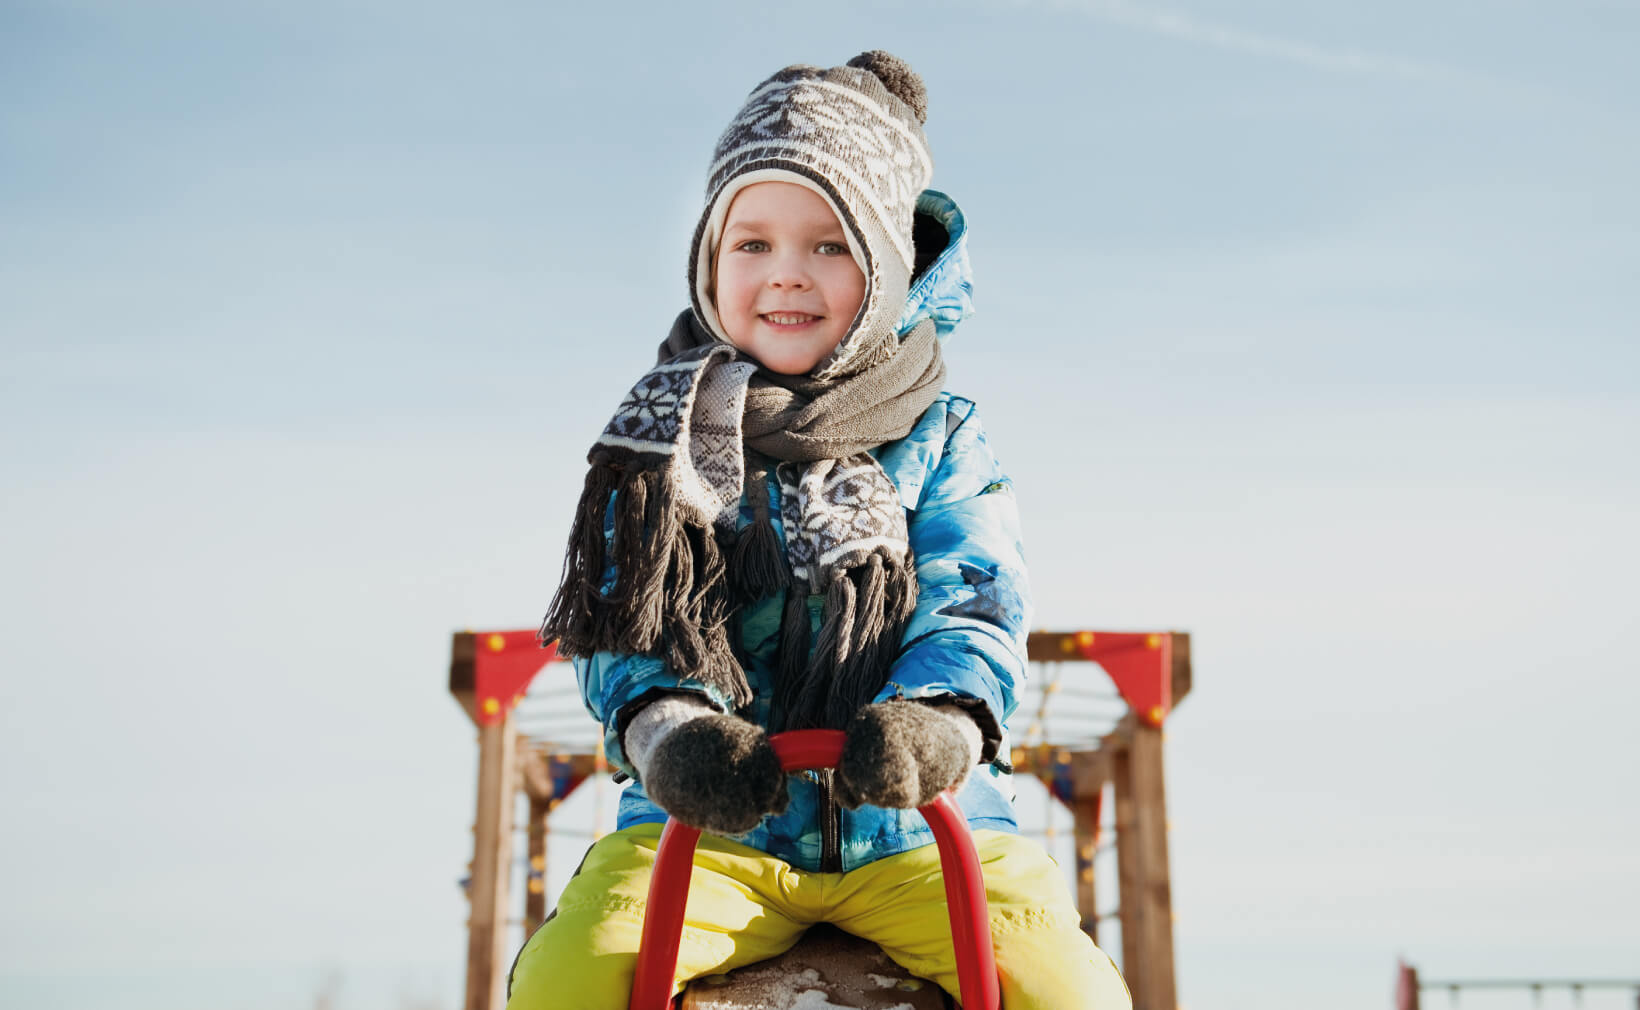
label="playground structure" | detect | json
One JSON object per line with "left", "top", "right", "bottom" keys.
{"left": 1395, "top": 962, "right": 1640, "bottom": 1009}
{"left": 449, "top": 628, "right": 1192, "bottom": 1010}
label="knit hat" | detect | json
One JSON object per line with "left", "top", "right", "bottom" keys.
{"left": 689, "top": 51, "right": 935, "bottom": 382}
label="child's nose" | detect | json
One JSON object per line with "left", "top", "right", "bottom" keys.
{"left": 767, "top": 253, "right": 812, "bottom": 289}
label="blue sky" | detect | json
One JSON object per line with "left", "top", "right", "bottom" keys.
{"left": 3, "top": 1, "right": 1636, "bottom": 1008}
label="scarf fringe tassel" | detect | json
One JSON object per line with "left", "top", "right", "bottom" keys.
{"left": 772, "top": 550, "right": 919, "bottom": 732}
{"left": 539, "top": 459, "right": 753, "bottom": 709}
{"left": 729, "top": 514, "right": 787, "bottom": 603}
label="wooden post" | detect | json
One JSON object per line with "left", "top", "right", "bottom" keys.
{"left": 1113, "top": 723, "right": 1177, "bottom": 1010}
{"left": 1072, "top": 785, "right": 1105, "bottom": 940}
{"left": 525, "top": 796, "right": 549, "bottom": 938}
{"left": 465, "top": 715, "right": 518, "bottom": 1010}
{"left": 1395, "top": 961, "right": 1420, "bottom": 1010}
{"left": 1132, "top": 723, "right": 1177, "bottom": 1010}
{"left": 1062, "top": 746, "right": 1110, "bottom": 943}
{"left": 1112, "top": 740, "right": 1142, "bottom": 1006}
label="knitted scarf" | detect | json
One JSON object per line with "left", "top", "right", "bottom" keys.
{"left": 541, "top": 310, "right": 945, "bottom": 731}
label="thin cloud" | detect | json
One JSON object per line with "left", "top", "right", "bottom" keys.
{"left": 1034, "top": 0, "right": 1463, "bottom": 82}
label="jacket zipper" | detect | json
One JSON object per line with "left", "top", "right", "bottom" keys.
{"left": 817, "top": 769, "right": 843, "bottom": 872}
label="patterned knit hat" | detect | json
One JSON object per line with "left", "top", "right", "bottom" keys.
{"left": 689, "top": 51, "right": 935, "bottom": 382}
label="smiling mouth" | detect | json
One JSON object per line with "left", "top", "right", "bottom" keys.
{"left": 760, "top": 312, "right": 822, "bottom": 326}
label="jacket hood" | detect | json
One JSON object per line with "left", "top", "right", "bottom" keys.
{"left": 896, "top": 189, "right": 974, "bottom": 342}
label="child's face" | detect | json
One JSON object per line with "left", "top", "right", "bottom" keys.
{"left": 713, "top": 181, "right": 866, "bottom": 376}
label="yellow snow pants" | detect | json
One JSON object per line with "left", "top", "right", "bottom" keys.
{"left": 506, "top": 823, "right": 1131, "bottom": 1010}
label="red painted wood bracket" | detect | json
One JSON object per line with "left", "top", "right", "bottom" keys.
{"left": 468, "top": 630, "right": 561, "bottom": 726}
{"left": 1076, "top": 630, "right": 1173, "bottom": 727}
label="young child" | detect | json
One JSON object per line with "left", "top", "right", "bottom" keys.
{"left": 516, "top": 51, "right": 1131, "bottom": 1009}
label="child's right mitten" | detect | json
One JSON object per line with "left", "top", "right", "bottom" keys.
{"left": 623, "top": 694, "right": 790, "bottom": 836}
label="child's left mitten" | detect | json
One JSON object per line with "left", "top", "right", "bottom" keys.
{"left": 835, "top": 700, "right": 984, "bottom": 810}
{"left": 623, "top": 694, "right": 790, "bottom": 835}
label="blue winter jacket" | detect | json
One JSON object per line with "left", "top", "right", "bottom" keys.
{"left": 576, "top": 190, "right": 1031, "bottom": 872}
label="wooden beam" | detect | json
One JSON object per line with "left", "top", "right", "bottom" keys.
{"left": 518, "top": 748, "right": 601, "bottom": 803}
{"left": 464, "top": 716, "right": 518, "bottom": 1010}
{"left": 1026, "top": 631, "right": 1087, "bottom": 662}
{"left": 1170, "top": 632, "right": 1192, "bottom": 707}
{"left": 1025, "top": 630, "right": 1191, "bottom": 694}
{"left": 519, "top": 750, "right": 554, "bottom": 804}
{"left": 1067, "top": 747, "right": 1111, "bottom": 800}
{"left": 1102, "top": 712, "right": 1136, "bottom": 754}
{"left": 450, "top": 631, "right": 479, "bottom": 725}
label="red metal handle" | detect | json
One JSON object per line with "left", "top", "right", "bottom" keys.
{"left": 628, "top": 729, "right": 1000, "bottom": 1010}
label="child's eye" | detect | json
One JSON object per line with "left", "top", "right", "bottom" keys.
{"left": 736, "top": 240, "right": 769, "bottom": 253}
{"left": 817, "top": 241, "right": 848, "bottom": 256}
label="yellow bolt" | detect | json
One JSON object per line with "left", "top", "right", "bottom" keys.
{"left": 1075, "top": 631, "right": 1096, "bottom": 648}
{"left": 1059, "top": 637, "right": 1074, "bottom": 654}
{"left": 487, "top": 633, "right": 506, "bottom": 652}
{"left": 1146, "top": 633, "right": 1160, "bottom": 649}
{"left": 530, "top": 855, "right": 545, "bottom": 872}
{"left": 482, "top": 697, "right": 500, "bottom": 716}
{"left": 1148, "top": 705, "right": 1165, "bottom": 725}
{"left": 1080, "top": 867, "right": 1094, "bottom": 883}
{"left": 528, "top": 878, "right": 544, "bottom": 895}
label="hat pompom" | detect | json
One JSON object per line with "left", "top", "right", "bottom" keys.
{"left": 846, "top": 50, "right": 927, "bottom": 124}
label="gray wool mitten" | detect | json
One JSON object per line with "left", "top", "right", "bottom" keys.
{"left": 835, "top": 700, "right": 984, "bottom": 810}
{"left": 636, "top": 710, "right": 790, "bottom": 835}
